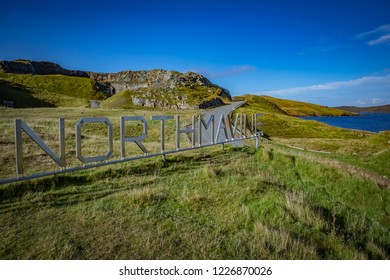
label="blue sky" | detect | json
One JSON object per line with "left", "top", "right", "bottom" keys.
{"left": 1, "top": 0, "right": 389, "bottom": 106}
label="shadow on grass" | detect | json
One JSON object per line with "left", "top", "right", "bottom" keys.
{"left": 0, "top": 80, "right": 54, "bottom": 108}
{"left": 0, "top": 146, "right": 255, "bottom": 213}
{"left": 0, "top": 174, "right": 158, "bottom": 214}
{"left": 312, "top": 204, "right": 389, "bottom": 259}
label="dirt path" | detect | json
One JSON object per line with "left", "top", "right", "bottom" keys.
{"left": 269, "top": 141, "right": 390, "bottom": 189}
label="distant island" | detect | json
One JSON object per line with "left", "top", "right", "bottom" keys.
{"left": 335, "top": 105, "right": 390, "bottom": 113}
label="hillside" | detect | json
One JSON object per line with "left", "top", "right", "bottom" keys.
{"left": 0, "top": 72, "right": 107, "bottom": 107}
{"left": 1, "top": 144, "right": 389, "bottom": 260}
{"left": 234, "top": 94, "right": 355, "bottom": 116}
{"left": 0, "top": 79, "right": 54, "bottom": 108}
{"left": 0, "top": 107, "right": 389, "bottom": 259}
{"left": 233, "top": 94, "right": 369, "bottom": 140}
{"left": 0, "top": 59, "right": 231, "bottom": 109}
{"left": 336, "top": 105, "right": 390, "bottom": 113}
{"left": 99, "top": 85, "right": 228, "bottom": 109}
{"left": 98, "top": 70, "right": 231, "bottom": 109}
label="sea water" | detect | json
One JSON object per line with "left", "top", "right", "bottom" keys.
{"left": 301, "top": 113, "right": 390, "bottom": 133}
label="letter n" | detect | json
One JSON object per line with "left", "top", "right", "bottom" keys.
{"left": 15, "top": 118, "right": 66, "bottom": 176}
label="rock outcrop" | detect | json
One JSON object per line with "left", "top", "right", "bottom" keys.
{"left": 0, "top": 59, "right": 231, "bottom": 109}
{"left": 89, "top": 70, "right": 219, "bottom": 93}
{"left": 0, "top": 59, "right": 89, "bottom": 77}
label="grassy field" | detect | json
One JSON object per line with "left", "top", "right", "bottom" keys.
{"left": 234, "top": 94, "right": 356, "bottom": 116}
{"left": 235, "top": 94, "right": 389, "bottom": 179}
{"left": 0, "top": 106, "right": 389, "bottom": 259}
{"left": 0, "top": 72, "right": 107, "bottom": 107}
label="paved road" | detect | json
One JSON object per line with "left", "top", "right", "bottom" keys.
{"left": 195, "top": 100, "right": 246, "bottom": 146}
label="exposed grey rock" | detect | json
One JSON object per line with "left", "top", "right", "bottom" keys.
{"left": 0, "top": 59, "right": 232, "bottom": 109}
{"left": 0, "top": 59, "right": 89, "bottom": 77}
{"left": 87, "top": 69, "right": 230, "bottom": 100}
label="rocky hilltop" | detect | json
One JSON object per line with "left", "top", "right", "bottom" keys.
{"left": 89, "top": 70, "right": 214, "bottom": 93}
{"left": 0, "top": 59, "right": 89, "bottom": 77}
{"left": 0, "top": 59, "right": 231, "bottom": 109}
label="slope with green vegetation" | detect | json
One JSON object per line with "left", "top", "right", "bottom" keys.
{"left": 0, "top": 144, "right": 389, "bottom": 259}
{"left": 0, "top": 94, "right": 389, "bottom": 259}
{"left": 274, "top": 131, "right": 390, "bottom": 179}
{"left": 0, "top": 59, "right": 232, "bottom": 109}
{"left": 257, "top": 113, "right": 371, "bottom": 139}
{"left": 235, "top": 94, "right": 355, "bottom": 116}
{"left": 100, "top": 85, "right": 230, "bottom": 109}
{"left": 98, "top": 90, "right": 138, "bottom": 109}
{"left": 0, "top": 79, "right": 54, "bottom": 108}
{"left": 234, "top": 94, "right": 365, "bottom": 138}
{"left": 0, "top": 72, "right": 106, "bottom": 107}
{"left": 234, "top": 94, "right": 389, "bottom": 180}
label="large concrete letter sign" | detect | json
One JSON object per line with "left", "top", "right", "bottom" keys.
{"left": 15, "top": 118, "right": 66, "bottom": 176}
{"left": 2, "top": 111, "right": 263, "bottom": 184}
{"left": 198, "top": 115, "right": 215, "bottom": 145}
{"left": 215, "top": 114, "right": 229, "bottom": 143}
{"left": 76, "top": 118, "right": 113, "bottom": 163}
{"left": 176, "top": 115, "right": 196, "bottom": 150}
{"left": 151, "top": 115, "right": 174, "bottom": 153}
{"left": 120, "top": 116, "right": 149, "bottom": 158}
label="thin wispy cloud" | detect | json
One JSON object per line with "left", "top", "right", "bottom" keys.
{"left": 367, "top": 34, "right": 390, "bottom": 46}
{"left": 355, "top": 24, "right": 390, "bottom": 38}
{"left": 357, "top": 98, "right": 383, "bottom": 105}
{"left": 261, "top": 74, "right": 390, "bottom": 95}
{"left": 355, "top": 24, "right": 390, "bottom": 46}
{"left": 257, "top": 74, "right": 390, "bottom": 106}
{"left": 192, "top": 65, "right": 256, "bottom": 79}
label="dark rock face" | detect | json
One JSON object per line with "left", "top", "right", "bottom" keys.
{"left": 0, "top": 59, "right": 89, "bottom": 77}
{"left": 198, "top": 98, "right": 225, "bottom": 109}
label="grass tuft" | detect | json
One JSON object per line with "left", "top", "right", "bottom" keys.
{"left": 0, "top": 106, "right": 389, "bottom": 260}
{"left": 0, "top": 73, "right": 106, "bottom": 107}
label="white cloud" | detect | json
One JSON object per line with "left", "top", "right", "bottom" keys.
{"left": 357, "top": 98, "right": 383, "bottom": 105}
{"left": 254, "top": 74, "right": 390, "bottom": 106}
{"left": 367, "top": 34, "right": 390, "bottom": 46}
{"left": 355, "top": 24, "right": 390, "bottom": 39}
{"left": 261, "top": 74, "right": 390, "bottom": 96}
{"left": 355, "top": 24, "right": 390, "bottom": 46}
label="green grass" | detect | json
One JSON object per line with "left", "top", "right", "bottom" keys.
{"left": 173, "top": 85, "right": 231, "bottom": 106}
{"left": 234, "top": 94, "right": 288, "bottom": 114}
{"left": 0, "top": 72, "right": 106, "bottom": 107}
{"left": 99, "top": 90, "right": 138, "bottom": 109}
{"left": 234, "top": 94, "right": 355, "bottom": 116}
{"left": 0, "top": 145, "right": 389, "bottom": 259}
{"left": 234, "top": 94, "right": 367, "bottom": 138}
{"left": 100, "top": 85, "right": 230, "bottom": 109}
{"left": 273, "top": 132, "right": 390, "bottom": 178}
{"left": 0, "top": 80, "right": 54, "bottom": 108}
{"left": 234, "top": 94, "right": 389, "bottom": 179}
{"left": 0, "top": 106, "right": 389, "bottom": 259}
{"left": 257, "top": 113, "right": 371, "bottom": 139}
{"left": 0, "top": 71, "right": 229, "bottom": 109}
{"left": 262, "top": 95, "right": 356, "bottom": 116}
